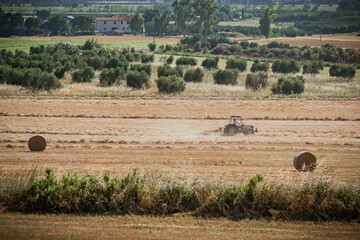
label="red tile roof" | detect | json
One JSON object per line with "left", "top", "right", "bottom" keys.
{"left": 95, "top": 16, "right": 131, "bottom": 21}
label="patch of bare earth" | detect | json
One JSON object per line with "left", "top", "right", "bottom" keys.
{"left": 256, "top": 36, "right": 360, "bottom": 49}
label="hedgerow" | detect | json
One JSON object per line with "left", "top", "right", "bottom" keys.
{"left": 1, "top": 168, "right": 359, "bottom": 221}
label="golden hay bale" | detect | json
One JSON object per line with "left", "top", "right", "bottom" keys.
{"left": 28, "top": 135, "right": 47, "bottom": 152}
{"left": 293, "top": 151, "right": 316, "bottom": 172}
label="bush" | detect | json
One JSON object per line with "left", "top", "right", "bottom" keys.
{"left": 99, "top": 67, "right": 124, "bottom": 86}
{"left": 250, "top": 60, "right": 269, "bottom": 72}
{"left": 141, "top": 54, "right": 154, "bottom": 63}
{"left": 130, "top": 64, "right": 152, "bottom": 76}
{"left": 158, "top": 64, "right": 183, "bottom": 78}
{"left": 72, "top": 67, "right": 95, "bottom": 83}
{"left": 226, "top": 58, "right": 247, "bottom": 72}
{"left": 184, "top": 68, "right": 204, "bottom": 83}
{"left": 303, "top": 61, "right": 324, "bottom": 74}
{"left": 0, "top": 65, "right": 11, "bottom": 84}
{"left": 176, "top": 57, "right": 197, "bottom": 66}
{"left": 148, "top": 43, "right": 156, "bottom": 51}
{"left": 54, "top": 66, "right": 66, "bottom": 79}
{"left": 272, "top": 60, "right": 300, "bottom": 73}
{"left": 271, "top": 76, "right": 305, "bottom": 95}
{"left": 166, "top": 56, "right": 174, "bottom": 64}
{"left": 202, "top": 57, "right": 219, "bottom": 69}
{"left": 214, "top": 69, "right": 238, "bottom": 85}
{"left": 245, "top": 72, "right": 268, "bottom": 91}
{"left": 329, "top": 64, "right": 356, "bottom": 79}
{"left": 157, "top": 75, "right": 186, "bottom": 94}
{"left": 87, "top": 57, "right": 104, "bottom": 70}
{"left": 126, "top": 70, "right": 150, "bottom": 89}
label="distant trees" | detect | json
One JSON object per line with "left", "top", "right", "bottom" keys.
{"left": 48, "top": 15, "right": 68, "bottom": 35}
{"left": 36, "top": 9, "right": 50, "bottom": 20}
{"left": 329, "top": 64, "right": 356, "bottom": 79}
{"left": 25, "top": 17, "right": 42, "bottom": 36}
{"left": 213, "top": 69, "right": 238, "bottom": 85}
{"left": 70, "top": 16, "right": 95, "bottom": 33}
{"left": 272, "top": 60, "right": 300, "bottom": 74}
{"left": 130, "top": 12, "right": 144, "bottom": 35}
{"left": 172, "top": 0, "right": 193, "bottom": 35}
{"left": 193, "top": 0, "right": 220, "bottom": 36}
{"left": 259, "top": 8, "right": 276, "bottom": 38}
{"left": 0, "top": 10, "right": 23, "bottom": 37}
{"left": 303, "top": 61, "right": 324, "bottom": 74}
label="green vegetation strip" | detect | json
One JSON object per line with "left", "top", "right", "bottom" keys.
{"left": 1, "top": 168, "right": 359, "bottom": 221}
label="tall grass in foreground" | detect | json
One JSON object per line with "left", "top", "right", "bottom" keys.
{"left": 0, "top": 168, "right": 359, "bottom": 221}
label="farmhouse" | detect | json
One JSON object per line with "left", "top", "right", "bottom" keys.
{"left": 95, "top": 16, "right": 132, "bottom": 34}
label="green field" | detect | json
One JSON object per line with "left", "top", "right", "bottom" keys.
{"left": 0, "top": 38, "right": 174, "bottom": 53}
{"left": 219, "top": 19, "right": 260, "bottom": 27}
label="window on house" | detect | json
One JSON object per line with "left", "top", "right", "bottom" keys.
{"left": 114, "top": 21, "right": 116, "bottom": 24}
{"left": 121, "top": 21, "right": 123, "bottom": 24}
{"left": 104, "top": 21, "right": 106, "bottom": 24}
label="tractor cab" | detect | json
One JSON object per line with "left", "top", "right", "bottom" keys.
{"left": 223, "top": 115, "right": 257, "bottom": 135}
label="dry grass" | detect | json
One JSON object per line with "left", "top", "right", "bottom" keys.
{"left": 256, "top": 36, "right": 360, "bottom": 49}
{"left": 1, "top": 212, "right": 359, "bottom": 240}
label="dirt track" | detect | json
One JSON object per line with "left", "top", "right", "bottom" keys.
{"left": 1, "top": 97, "right": 359, "bottom": 183}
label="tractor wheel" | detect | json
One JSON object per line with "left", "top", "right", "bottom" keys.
{"left": 225, "top": 125, "right": 238, "bottom": 136}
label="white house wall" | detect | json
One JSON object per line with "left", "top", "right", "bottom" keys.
{"left": 95, "top": 20, "right": 132, "bottom": 33}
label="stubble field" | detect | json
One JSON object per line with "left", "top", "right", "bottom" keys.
{"left": 1, "top": 97, "right": 360, "bottom": 239}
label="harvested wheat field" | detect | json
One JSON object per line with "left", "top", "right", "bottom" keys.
{"left": 1, "top": 97, "right": 360, "bottom": 239}
{"left": 257, "top": 36, "right": 360, "bottom": 49}
{"left": 0, "top": 97, "right": 359, "bottom": 183}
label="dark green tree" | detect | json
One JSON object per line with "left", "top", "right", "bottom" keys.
{"left": 259, "top": 8, "right": 276, "bottom": 38}
{"left": 25, "top": 17, "right": 42, "bottom": 36}
{"left": 154, "top": 12, "right": 170, "bottom": 36}
{"left": 0, "top": 12, "right": 24, "bottom": 37}
{"left": 172, "top": 0, "right": 193, "bottom": 35}
{"left": 129, "top": 12, "right": 144, "bottom": 35}
{"left": 193, "top": 0, "right": 219, "bottom": 36}
{"left": 36, "top": 9, "right": 50, "bottom": 20}
{"left": 47, "top": 15, "right": 68, "bottom": 35}
{"left": 70, "top": 16, "right": 95, "bottom": 33}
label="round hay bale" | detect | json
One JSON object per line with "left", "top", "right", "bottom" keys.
{"left": 293, "top": 151, "right": 316, "bottom": 172}
{"left": 28, "top": 135, "right": 47, "bottom": 152}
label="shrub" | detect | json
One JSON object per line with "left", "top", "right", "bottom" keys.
{"left": 34, "top": 71, "right": 61, "bottom": 91}
{"left": 250, "top": 60, "right": 269, "bottom": 72}
{"left": 126, "top": 70, "right": 150, "bottom": 89}
{"left": 202, "top": 57, "right": 219, "bottom": 69}
{"left": 104, "top": 57, "right": 120, "bottom": 69}
{"left": 157, "top": 75, "right": 186, "bottom": 94}
{"left": 271, "top": 76, "right": 305, "bottom": 95}
{"left": 184, "top": 68, "right": 204, "bottom": 83}
{"left": 176, "top": 57, "right": 197, "bottom": 66}
{"left": 214, "top": 69, "right": 238, "bottom": 85}
{"left": 245, "top": 72, "right": 268, "bottom": 91}
{"left": 99, "top": 67, "right": 124, "bottom": 86}
{"left": 141, "top": 54, "right": 154, "bottom": 63}
{"left": 272, "top": 60, "right": 300, "bottom": 73}
{"left": 329, "top": 64, "right": 356, "bottom": 79}
{"left": 148, "top": 43, "right": 156, "bottom": 51}
{"left": 72, "top": 67, "right": 95, "bottom": 83}
{"left": 130, "top": 64, "right": 152, "bottom": 76}
{"left": 158, "top": 64, "right": 183, "bottom": 78}
{"left": 0, "top": 65, "right": 11, "bottom": 84}
{"left": 226, "top": 58, "right": 247, "bottom": 72}
{"left": 166, "top": 56, "right": 174, "bottom": 64}
{"left": 87, "top": 57, "right": 104, "bottom": 70}
{"left": 303, "top": 61, "right": 324, "bottom": 74}
{"left": 54, "top": 66, "right": 66, "bottom": 79}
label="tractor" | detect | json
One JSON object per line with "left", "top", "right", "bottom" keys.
{"left": 223, "top": 116, "right": 257, "bottom": 135}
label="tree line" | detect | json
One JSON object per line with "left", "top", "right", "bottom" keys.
{"left": 0, "top": 8, "right": 94, "bottom": 37}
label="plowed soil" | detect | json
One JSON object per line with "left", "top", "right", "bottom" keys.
{"left": 1, "top": 97, "right": 359, "bottom": 183}
{"left": 257, "top": 36, "right": 360, "bottom": 49}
